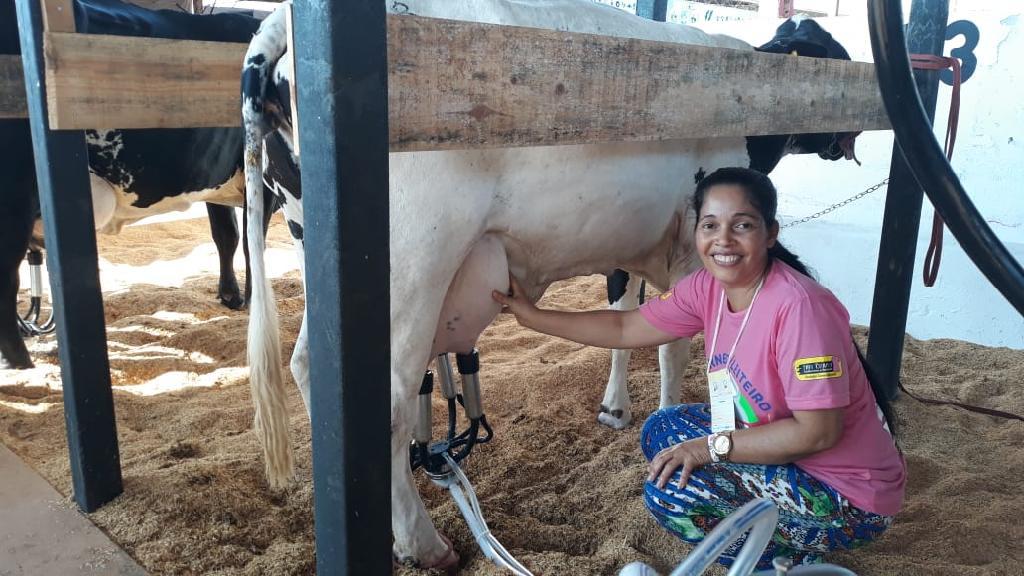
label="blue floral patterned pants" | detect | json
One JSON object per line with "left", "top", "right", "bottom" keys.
{"left": 641, "top": 404, "right": 893, "bottom": 570}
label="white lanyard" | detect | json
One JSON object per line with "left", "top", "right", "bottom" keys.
{"left": 706, "top": 276, "right": 764, "bottom": 432}
{"left": 707, "top": 276, "right": 764, "bottom": 373}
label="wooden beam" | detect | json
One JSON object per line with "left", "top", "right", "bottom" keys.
{"left": 0, "top": 55, "right": 27, "bottom": 119}
{"left": 42, "top": 0, "right": 75, "bottom": 33}
{"left": 388, "top": 15, "right": 889, "bottom": 150}
{"left": 42, "top": 13, "right": 891, "bottom": 147}
{"left": 43, "top": 31, "right": 247, "bottom": 129}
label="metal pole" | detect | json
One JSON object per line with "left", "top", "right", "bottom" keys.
{"left": 866, "top": 0, "right": 948, "bottom": 400}
{"left": 652, "top": 0, "right": 669, "bottom": 22}
{"left": 635, "top": 0, "right": 668, "bottom": 21}
{"left": 292, "top": 0, "right": 392, "bottom": 574}
{"left": 14, "top": 0, "right": 122, "bottom": 511}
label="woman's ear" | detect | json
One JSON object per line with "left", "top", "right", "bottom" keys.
{"left": 767, "top": 220, "right": 780, "bottom": 248}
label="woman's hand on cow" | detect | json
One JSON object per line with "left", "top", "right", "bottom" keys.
{"left": 492, "top": 274, "right": 536, "bottom": 323}
{"left": 647, "top": 437, "right": 713, "bottom": 490}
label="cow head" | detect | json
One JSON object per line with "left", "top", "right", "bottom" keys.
{"left": 756, "top": 15, "right": 850, "bottom": 60}
{"left": 747, "top": 16, "right": 861, "bottom": 172}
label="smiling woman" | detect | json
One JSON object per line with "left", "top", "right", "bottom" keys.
{"left": 493, "top": 167, "right": 905, "bottom": 570}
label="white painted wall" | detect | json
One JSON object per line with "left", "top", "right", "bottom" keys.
{"left": 695, "top": 3, "right": 1023, "bottom": 348}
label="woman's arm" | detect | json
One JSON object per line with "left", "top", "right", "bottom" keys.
{"left": 491, "top": 275, "right": 677, "bottom": 350}
{"left": 647, "top": 408, "right": 844, "bottom": 489}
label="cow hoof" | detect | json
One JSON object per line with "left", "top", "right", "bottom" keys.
{"left": 0, "top": 348, "right": 34, "bottom": 370}
{"left": 219, "top": 292, "right": 245, "bottom": 311}
{"left": 598, "top": 405, "right": 632, "bottom": 430}
{"left": 395, "top": 533, "right": 459, "bottom": 573}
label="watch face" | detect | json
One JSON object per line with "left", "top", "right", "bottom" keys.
{"left": 713, "top": 435, "right": 731, "bottom": 453}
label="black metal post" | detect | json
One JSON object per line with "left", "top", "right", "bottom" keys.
{"left": 866, "top": 0, "right": 948, "bottom": 400}
{"left": 14, "top": 0, "right": 122, "bottom": 511}
{"left": 652, "top": 0, "right": 669, "bottom": 22}
{"left": 292, "top": 1, "right": 391, "bottom": 574}
{"left": 635, "top": 0, "right": 669, "bottom": 21}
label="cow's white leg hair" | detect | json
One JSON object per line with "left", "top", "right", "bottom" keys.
{"left": 598, "top": 272, "right": 644, "bottom": 429}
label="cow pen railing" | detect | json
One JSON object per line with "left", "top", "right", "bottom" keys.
{"left": 10, "top": 0, "right": 913, "bottom": 573}
{"left": 8, "top": 0, "right": 890, "bottom": 138}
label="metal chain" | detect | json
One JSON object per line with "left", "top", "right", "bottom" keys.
{"left": 780, "top": 178, "right": 889, "bottom": 229}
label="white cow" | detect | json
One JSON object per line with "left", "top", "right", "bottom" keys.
{"left": 241, "top": 1, "right": 856, "bottom": 567}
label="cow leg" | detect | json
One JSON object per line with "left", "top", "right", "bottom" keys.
{"left": 656, "top": 264, "right": 696, "bottom": 409}
{"left": 290, "top": 309, "right": 311, "bottom": 415}
{"left": 391, "top": 389, "right": 454, "bottom": 567}
{"left": 657, "top": 338, "right": 690, "bottom": 408}
{"left": 0, "top": 180, "right": 35, "bottom": 370}
{"left": 0, "top": 255, "right": 32, "bottom": 369}
{"left": 391, "top": 309, "right": 457, "bottom": 567}
{"left": 598, "top": 269, "right": 643, "bottom": 429}
{"left": 206, "top": 203, "right": 245, "bottom": 310}
{"left": 389, "top": 231, "right": 507, "bottom": 566}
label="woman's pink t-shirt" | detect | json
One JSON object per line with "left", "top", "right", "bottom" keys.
{"left": 640, "top": 262, "right": 906, "bottom": 516}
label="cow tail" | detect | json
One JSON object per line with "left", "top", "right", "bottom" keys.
{"left": 242, "top": 4, "right": 292, "bottom": 490}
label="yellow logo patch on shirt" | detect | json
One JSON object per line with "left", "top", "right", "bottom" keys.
{"left": 659, "top": 291, "right": 673, "bottom": 301}
{"left": 793, "top": 356, "right": 843, "bottom": 380}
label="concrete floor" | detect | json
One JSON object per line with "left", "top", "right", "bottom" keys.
{"left": 0, "top": 443, "right": 146, "bottom": 576}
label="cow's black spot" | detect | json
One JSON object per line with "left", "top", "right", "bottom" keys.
{"left": 606, "top": 270, "right": 630, "bottom": 305}
{"left": 287, "top": 219, "right": 304, "bottom": 241}
{"left": 264, "top": 131, "right": 301, "bottom": 201}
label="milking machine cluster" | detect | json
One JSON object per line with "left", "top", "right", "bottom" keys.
{"left": 409, "top": 349, "right": 534, "bottom": 575}
{"left": 18, "top": 249, "right": 55, "bottom": 337}
{"left": 409, "top": 349, "right": 494, "bottom": 476}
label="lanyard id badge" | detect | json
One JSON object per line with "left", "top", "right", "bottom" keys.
{"left": 705, "top": 277, "right": 764, "bottom": 433}
{"left": 708, "top": 369, "right": 736, "bottom": 432}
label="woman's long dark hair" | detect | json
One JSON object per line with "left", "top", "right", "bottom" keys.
{"left": 693, "top": 167, "right": 897, "bottom": 436}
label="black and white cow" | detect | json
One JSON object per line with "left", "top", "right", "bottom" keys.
{"left": 599, "top": 14, "right": 859, "bottom": 429}
{"left": 240, "top": 1, "right": 859, "bottom": 568}
{"left": 0, "top": 0, "right": 271, "bottom": 369}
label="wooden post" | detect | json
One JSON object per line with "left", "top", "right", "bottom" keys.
{"left": 41, "top": 0, "right": 74, "bottom": 33}
{"left": 779, "top": 0, "right": 795, "bottom": 18}
{"left": 15, "top": 0, "right": 123, "bottom": 512}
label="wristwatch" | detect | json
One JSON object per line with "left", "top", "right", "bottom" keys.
{"left": 707, "top": 431, "right": 733, "bottom": 463}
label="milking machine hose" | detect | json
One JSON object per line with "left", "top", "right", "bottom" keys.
{"left": 868, "top": 0, "right": 1024, "bottom": 315}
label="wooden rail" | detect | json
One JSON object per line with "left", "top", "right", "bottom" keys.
{"left": 5, "top": 9, "right": 891, "bottom": 151}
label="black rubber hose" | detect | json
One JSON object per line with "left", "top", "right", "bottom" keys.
{"left": 868, "top": 0, "right": 1024, "bottom": 315}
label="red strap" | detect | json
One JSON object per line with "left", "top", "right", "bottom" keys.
{"left": 900, "top": 380, "right": 1024, "bottom": 423}
{"left": 893, "top": 57, "right": 1024, "bottom": 423}
{"left": 908, "top": 54, "right": 962, "bottom": 287}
